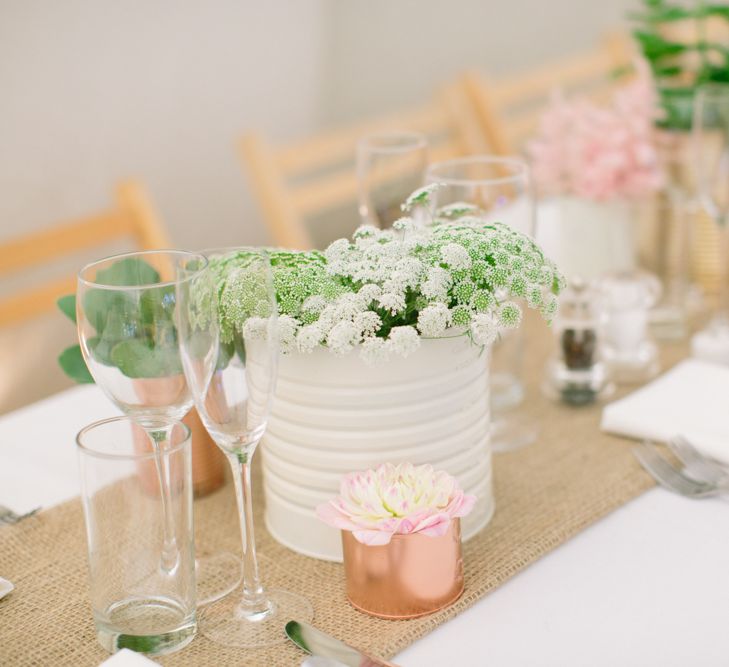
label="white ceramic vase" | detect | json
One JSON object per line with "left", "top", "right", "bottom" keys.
{"left": 261, "top": 333, "right": 494, "bottom": 561}
{"left": 536, "top": 196, "right": 636, "bottom": 282}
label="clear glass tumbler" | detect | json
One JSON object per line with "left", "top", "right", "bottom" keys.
{"left": 426, "top": 156, "right": 536, "bottom": 451}
{"left": 357, "top": 131, "right": 428, "bottom": 227}
{"left": 77, "top": 416, "right": 196, "bottom": 657}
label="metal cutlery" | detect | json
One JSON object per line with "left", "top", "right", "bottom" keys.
{"left": 666, "top": 436, "right": 729, "bottom": 486}
{"left": 286, "top": 620, "right": 400, "bottom": 667}
{"left": 633, "top": 441, "right": 729, "bottom": 499}
{"left": 0, "top": 505, "right": 40, "bottom": 525}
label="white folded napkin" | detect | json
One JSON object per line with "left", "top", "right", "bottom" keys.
{"left": 601, "top": 359, "right": 729, "bottom": 464}
{"left": 99, "top": 649, "right": 160, "bottom": 666}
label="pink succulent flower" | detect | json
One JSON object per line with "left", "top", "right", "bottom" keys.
{"left": 528, "top": 60, "right": 665, "bottom": 202}
{"left": 316, "top": 462, "right": 476, "bottom": 546}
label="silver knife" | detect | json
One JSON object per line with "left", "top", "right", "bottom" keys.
{"left": 286, "top": 620, "right": 401, "bottom": 667}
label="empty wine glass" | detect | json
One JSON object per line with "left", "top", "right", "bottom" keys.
{"left": 692, "top": 83, "right": 729, "bottom": 362}
{"left": 357, "top": 131, "right": 428, "bottom": 227}
{"left": 426, "top": 156, "right": 537, "bottom": 451}
{"left": 77, "top": 250, "right": 241, "bottom": 606}
{"left": 176, "top": 247, "right": 312, "bottom": 648}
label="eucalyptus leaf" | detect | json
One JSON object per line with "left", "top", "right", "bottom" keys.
{"left": 56, "top": 295, "right": 77, "bottom": 323}
{"left": 95, "top": 257, "right": 160, "bottom": 287}
{"left": 82, "top": 289, "right": 132, "bottom": 335}
{"left": 140, "top": 284, "right": 177, "bottom": 328}
{"left": 58, "top": 345, "right": 94, "bottom": 384}
{"left": 110, "top": 339, "right": 182, "bottom": 379}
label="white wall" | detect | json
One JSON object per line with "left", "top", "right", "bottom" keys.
{"left": 0, "top": 0, "right": 329, "bottom": 250}
{"left": 0, "top": 0, "right": 636, "bottom": 250}
{"left": 322, "top": 0, "right": 636, "bottom": 124}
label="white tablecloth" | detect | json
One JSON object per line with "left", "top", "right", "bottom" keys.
{"left": 1, "top": 385, "right": 728, "bottom": 666}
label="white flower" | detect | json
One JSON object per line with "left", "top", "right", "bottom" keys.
{"left": 441, "top": 243, "right": 472, "bottom": 270}
{"left": 401, "top": 183, "right": 442, "bottom": 212}
{"left": 386, "top": 326, "right": 420, "bottom": 357}
{"left": 296, "top": 324, "right": 324, "bottom": 353}
{"left": 302, "top": 295, "right": 327, "bottom": 313}
{"left": 242, "top": 316, "right": 269, "bottom": 340}
{"left": 357, "top": 283, "right": 382, "bottom": 304}
{"left": 378, "top": 292, "right": 406, "bottom": 315}
{"left": 315, "top": 304, "right": 340, "bottom": 334}
{"left": 436, "top": 202, "right": 480, "bottom": 219}
{"left": 398, "top": 257, "right": 425, "bottom": 287}
{"left": 392, "top": 216, "right": 416, "bottom": 232}
{"left": 360, "top": 336, "right": 389, "bottom": 364}
{"left": 325, "top": 238, "right": 350, "bottom": 262}
{"left": 421, "top": 267, "right": 452, "bottom": 302}
{"left": 417, "top": 303, "right": 451, "bottom": 337}
{"left": 354, "top": 311, "right": 382, "bottom": 338}
{"left": 277, "top": 315, "right": 299, "bottom": 353}
{"left": 498, "top": 301, "right": 523, "bottom": 329}
{"left": 353, "top": 224, "right": 378, "bottom": 240}
{"left": 326, "top": 320, "right": 359, "bottom": 354}
{"left": 470, "top": 313, "right": 498, "bottom": 346}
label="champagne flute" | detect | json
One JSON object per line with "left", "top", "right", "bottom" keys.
{"left": 77, "top": 250, "right": 241, "bottom": 605}
{"left": 357, "top": 131, "right": 428, "bottom": 227}
{"left": 692, "top": 83, "right": 729, "bottom": 358}
{"left": 426, "top": 156, "right": 537, "bottom": 451}
{"left": 176, "top": 247, "right": 312, "bottom": 648}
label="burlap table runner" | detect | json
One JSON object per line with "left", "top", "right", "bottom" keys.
{"left": 0, "top": 328, "right": 688, "bottom": 666}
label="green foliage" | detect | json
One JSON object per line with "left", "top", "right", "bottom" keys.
{"left": 57, "top": 256, "right": 183, "bottom": 383}
{"left": 631, "top": 0, "right": 729, "bottom": 130}
{"left": 56, "top": 295, "right": 76, "bottom": 323}
{"left": 57, "top": 345, "right": 94, "bottom": 383}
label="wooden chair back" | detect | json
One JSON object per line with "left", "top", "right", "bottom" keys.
{"left": 238, "top": 81, "right": 489, "bottom": 249}
{"left": 465, "top": 32, "right": 633, "bottom": 155}
{"left": 0, "top": 181, "right": 170, "bottom": 327}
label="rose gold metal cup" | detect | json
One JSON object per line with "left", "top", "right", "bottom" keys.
{"left": 342, "top": 518, "right": 464, "bottom": 619}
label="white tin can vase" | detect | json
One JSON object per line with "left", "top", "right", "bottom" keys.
{"left": 261, "top": 332, "right": 494, "bottom": 561}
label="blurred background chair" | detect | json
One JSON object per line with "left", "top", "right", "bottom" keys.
{"left": 238, "top": 80, "right": 489, "bottom": 249}
{"left": 0, "top": 181, "right": 169, "bottom": 413}
{"left": 465, "top": 32, "right": 633, "bottom": 155}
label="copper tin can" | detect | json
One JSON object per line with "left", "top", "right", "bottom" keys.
{"left": 342, "top": 518, "right": 464, "bottom": 619}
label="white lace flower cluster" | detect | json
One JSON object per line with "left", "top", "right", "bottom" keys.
{"left": 207, "top": 186, "right": 564, "bottom": 361}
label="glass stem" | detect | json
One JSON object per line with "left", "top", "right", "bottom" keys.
{"left": 147, "top": 424, "right": 180, "bottom": 575}
{"left": 227, "top": 450, "right": 267, "bottom": 613}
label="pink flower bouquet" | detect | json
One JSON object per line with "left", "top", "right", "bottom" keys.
{"left": 528, "top": 63, "right": 664, "bottom": 201}
{"left": 316, "top": 462, "right": 476, "bottom": 546}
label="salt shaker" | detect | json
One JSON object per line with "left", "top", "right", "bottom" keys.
{"left": 600, "top": 271, "right": 661, "bottom": 383}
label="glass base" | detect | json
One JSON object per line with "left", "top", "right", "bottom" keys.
{"left": 200, "top": 588, "right": 313, "bottom": 648}
{"left": 95, "top": 596, "right": 196, "bottom": 656}
{"left": 196, "top": 552, "right": 243, "bottom": 607}
{"left": 491, "top": 412, "right": 537, "bottom": 453}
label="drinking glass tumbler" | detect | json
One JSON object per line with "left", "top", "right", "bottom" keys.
{"left": 426, "top": 156, "right": 536, "bottom": 451}
{"left": 357, "top": 131, "right": 429, "bottom": 227}
{"left": 77, "top": 416, "right": 196, "bottom": 657}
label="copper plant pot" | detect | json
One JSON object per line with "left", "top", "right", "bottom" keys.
{"left": 131, "top": 377, "right": 225, "bottom": 498}
{"left": 342, "top": 518, "right": 464, "bottom": 619}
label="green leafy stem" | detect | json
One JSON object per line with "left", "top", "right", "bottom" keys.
{"left": 631, "top": 0, "right": 729, "bottom": 130}
{"left": 58, "top": 257, "right": 184, "bottom": 384}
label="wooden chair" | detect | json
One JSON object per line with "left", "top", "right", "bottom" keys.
{"left": 0, "top": 181, "right": 170, "bottom": 328}
{"left": 238, "top": 81, "right": 489, "bottom": 249}
{"left": 465, "top": 32, "right": 634, "bottom": 155}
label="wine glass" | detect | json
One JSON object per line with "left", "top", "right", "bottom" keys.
{"left": 426, "top": 156, "right": 537, "bottom": 451}
{"left": 692, "top": 83, "right": 729, "bottom": 362}
{"left": 357, "top": 131, "right": 428, "bottom": 227}
{"left": 176, "top": 247, "right": 312, "bottom": 648}
{"left": 77, "top": 249, "right": 241, "bottom": 605}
